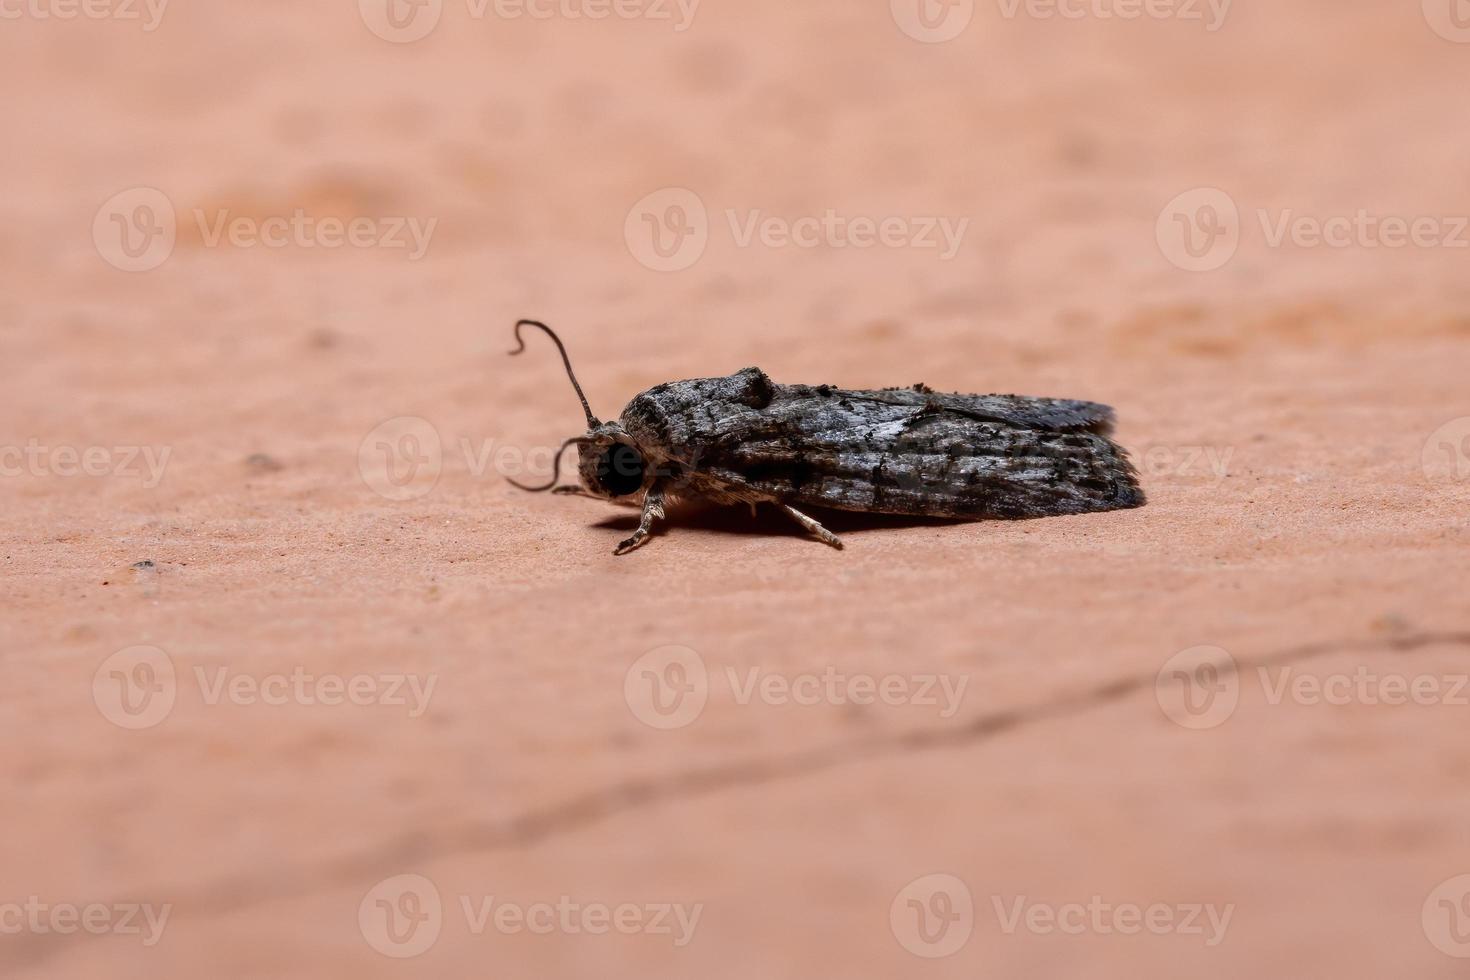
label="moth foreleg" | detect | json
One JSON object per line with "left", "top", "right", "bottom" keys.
{"left": 613, "top": 483, "right": 667, "bottom": 555}
{"left": 779, "top": 503, "right": 844, "bottom": 550}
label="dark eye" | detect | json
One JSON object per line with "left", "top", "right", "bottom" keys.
{"left": 596, "top": 444, "right": 645, "bottom": 497}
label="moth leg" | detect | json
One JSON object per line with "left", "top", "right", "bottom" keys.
{"left": 779, "top": 503, "right": 844, "bottom": 550}
{"left": 614, "top": 483, "right": 667, "bottom": 556}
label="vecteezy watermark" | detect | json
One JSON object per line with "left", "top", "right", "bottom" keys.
{"left": 358, "top": 0, "right": 699, "bottom": 43}
{"left": 0, "top": 898, "right": 171, "bottom": 947}
{"left": 358, "top": 875, "right": 703, "bottom": 958}
{"left": 359, "top": 875, "right": 442, "bottom": 958}
{"left": 1155, "top": 645, "right": 1240, "bottom": 730}
{"left": 890, "top": 874, "right": 975, "bottom": 958}
{"left": 1158, "top": 187, "right": 1470, "bottom": 272}
{"left": 624, "top": 188, "right": 709, "bottom": 272}
{"left": 92, "top": 646, "right": 177, "bottom": 730}
{"left": 725, "top": 210, "right": 968, "bottom": 260}
{"left": 93, "top": 646, "right": 437, "bottom": 729}
{"left": 1258, "top": 667, "right": 1470, "bottom": 708}
{"left": 1155, "top": 188, "right": 1240, "bottom": 272}
{"left": 890, "top": 0, "right": 975, "bottom": 43}
{"left": 1135, "top": 444, "right": 1232, "bottom": 483}
{"left": 190, "top": 210, "right": 436, "bottom": 259}
{"left": 624, "top": 188, "right": 969, "bottom": 272}
{"left": 1423, "top": 417, "right": 1470, "bottom": 484}
{"left": 93, "top": 187, "right": 177, "bottom": 272}
{"left": 93, "top": 188, "right": 437, "bottom": 271}
{"left": 995, "top": 0, "right": 1229, "bottom": 29}
{"left": 890, "top": 875, "right": 1232, "bottom": 957}
{"left": 624, "top": 645, "right": 709, "bottom": 730}
{"left": 459, "top": 438, "right": 571, "bottom": 486}
{"left": 1156, "top": 645, "right": 1470, "bottom": 730}
{"left": 1256, "top": 210, "right": 1470, "bottom": 251}
{"left": 359, "top": 417, "right": 444, "bottom": 502}
{"left": 891, "top": 0, "right": 1228, "bottom": 42}
{"left": 356, "top": 424, "right": 581, "bottom": 502}
{"left": 358, "top": 0, "right": 442, "bottom": 41}
{"left": 1423, "top": 0, "right": 1470, "bottom": 43}
{"left": 1424, "top": 874, "right": 1470, "bottom": 958}
{"left": 623, "top": 645, "right": 970, "bottom": 729}
{"left": 0, "top": 440, "right": 171, "bottom": 488}
{"left": 991, "top": 895, "right": 1233, "bottom": 946}
{"left": 0, "top": 0, "right": 168, "bottom": 30}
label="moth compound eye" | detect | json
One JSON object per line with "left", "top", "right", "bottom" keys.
{"left": 596, "top": 444, "right": 645, "bottom": 497}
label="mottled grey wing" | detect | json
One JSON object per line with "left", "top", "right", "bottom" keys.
{"left": 693, "top": 373, "right": 1142, "bottom": 519}
{"left": 839, "top": 385, "right": 1118, "bottom": 434}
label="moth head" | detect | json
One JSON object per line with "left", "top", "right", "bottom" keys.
{"left": 506, "top": 319, "right": 648, "bottom": 499}
{"left": 575, "top": 423, "right": 648, "bottom": 500}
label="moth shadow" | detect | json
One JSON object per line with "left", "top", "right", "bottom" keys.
{"left": 592, "top": 499, "right": 972, "bottom": 544}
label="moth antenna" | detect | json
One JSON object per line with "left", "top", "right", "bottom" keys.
{"left": 507, "top": 436, "right": 595, "bottom": 493}
{"left": 509, "top": 319, "right": 600, "bottom": 429}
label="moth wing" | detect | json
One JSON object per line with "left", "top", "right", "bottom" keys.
{"left": 693, "top": 384, "right": 1141, "bottom": 519}
{"left": 849, "top": 388, "right": 1118, "bottom": 434}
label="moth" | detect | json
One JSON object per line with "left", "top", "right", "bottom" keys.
{"left": 508, "top": 320, "right": 1144, "bottom": 554}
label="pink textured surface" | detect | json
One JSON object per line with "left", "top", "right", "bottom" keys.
{"left": 3, "top": 1, "right": 1470, "bottom": 976}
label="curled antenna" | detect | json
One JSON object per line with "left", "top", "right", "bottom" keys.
{"left": 507, "top": 436, "right": 595, "bottom": 493}
{"left": 509, "top": 319, "right": 599, "bottom": 429}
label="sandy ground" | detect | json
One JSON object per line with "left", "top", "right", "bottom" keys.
{"left": 4, "top": 0, "right": 1470, "bottom": 976}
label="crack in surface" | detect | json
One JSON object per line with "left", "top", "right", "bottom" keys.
{"left": 12, "top": 629, "right": 1470, "bottom": 968}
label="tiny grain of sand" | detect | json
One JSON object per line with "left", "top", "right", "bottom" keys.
{"left": 2, "top": 2, "right": 1470, "bottom": 977}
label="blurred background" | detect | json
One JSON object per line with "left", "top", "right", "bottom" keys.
{"left": 3, "top": 0, "right": 1470, "bottom": 977}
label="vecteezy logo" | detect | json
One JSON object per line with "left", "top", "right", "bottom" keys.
{"left": 891, "top": 0, "right": 974, "bottom": 42}
{"left": 359, "top": 0, "right": 443, "bottom": 42}
{"left": 624, "top": 188, "right": 709, "bottom": 272}
{"left": 1155, "top": 645, "right": 1239, "bottom": 730}
{"left": 93, "top": 646, "right": 177, "bottom": 729}
{"left": 1423, "top": 874, "right": 1470, "bottom": 957}
{"left": 1423, "top": 0, "right": 1470, "bottom": 42}
{"left": 624, "top": 645, "right": 709, "bottom": 729}
{"left": 1156, "top": 188, "right": 1240, "bottom": 272}
{"left": 93, "top": 187, "right": 177, "bottom": 272}
{"left": 359, "top": 874, "right": 443, "bottom": 958}
{"left": 358, "top": 417, "right": 443, "bottom": 501}
{"left": 890, "top": 873, "right": 974, "bottom": 958}
{"left": 1422, "top": 417, "right": 1470, "bottom": 483}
